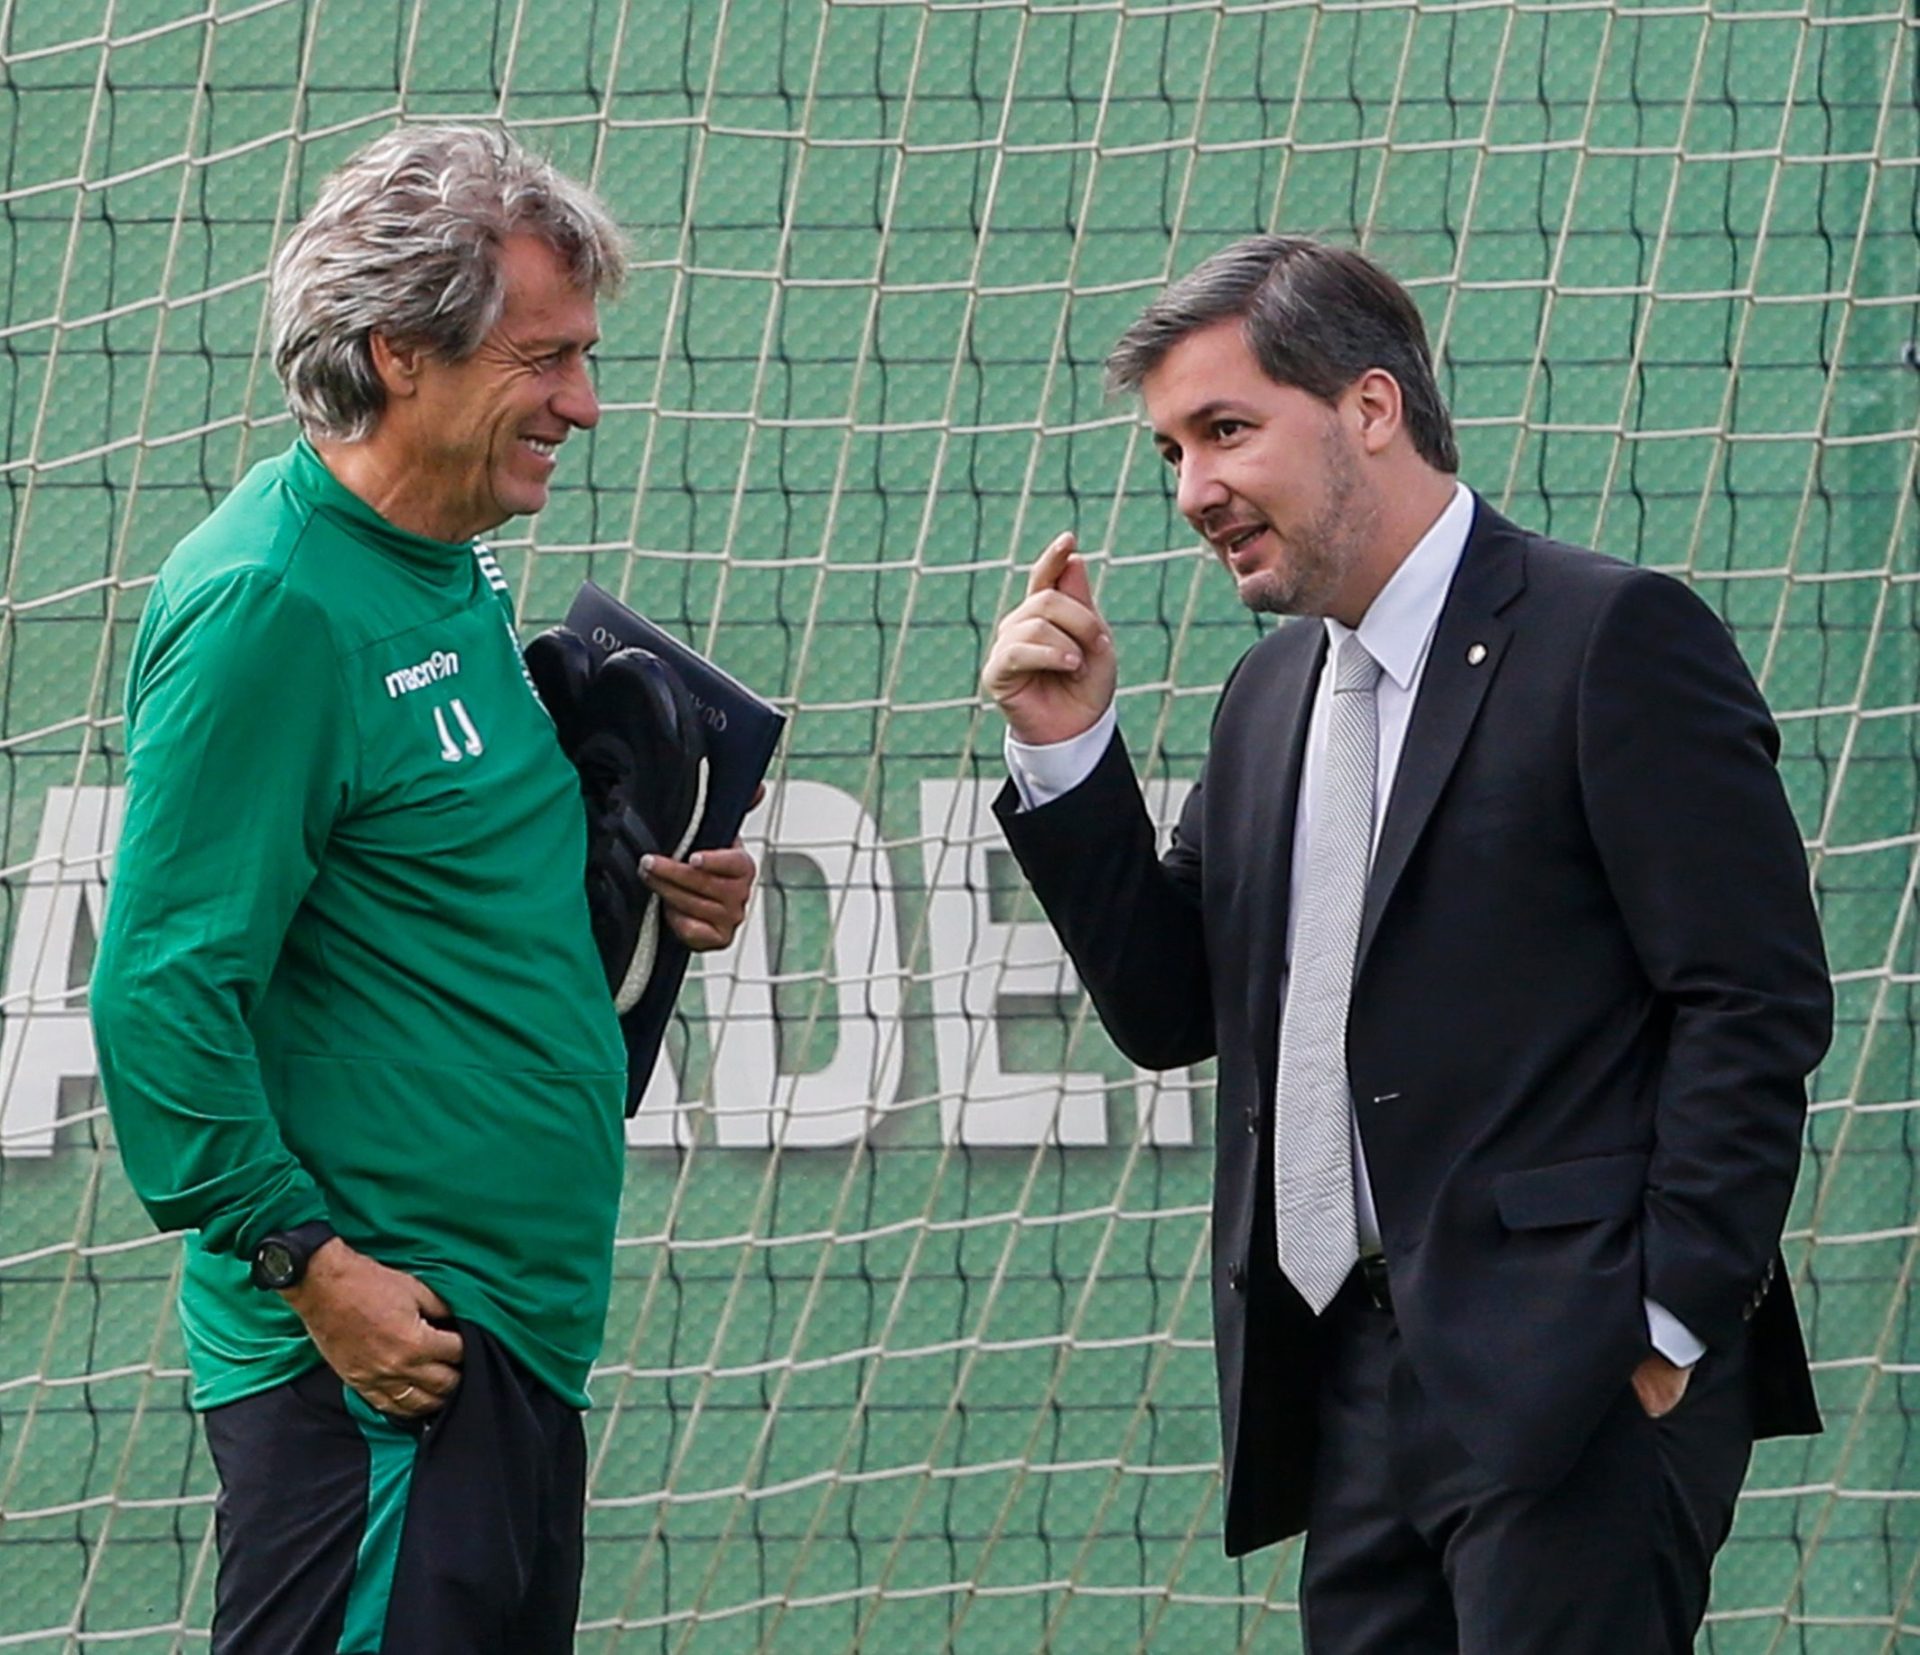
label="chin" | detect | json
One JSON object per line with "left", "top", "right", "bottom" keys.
{"left": 494, "top": 486, "right": 550, "bottom": 525}
{"left": 1236, "top": 570, "right": 1308, "bottom": 617}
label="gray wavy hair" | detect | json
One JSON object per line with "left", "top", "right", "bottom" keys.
{"left": 270, "top": 124, "right": 627, "bottom": 441}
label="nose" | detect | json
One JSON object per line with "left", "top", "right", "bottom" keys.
{"left": 554, "top": 356, "right": 600, "bottom": 432}
{"left": 1175, "top": 451, "right": 1227, "bottom": 524}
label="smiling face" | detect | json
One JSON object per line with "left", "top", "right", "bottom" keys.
{"left": 1141, "top": 319, "right": 1382, "bottom": 623}
{"left": 388, "top": 232, "right": 602, "bottom": 541}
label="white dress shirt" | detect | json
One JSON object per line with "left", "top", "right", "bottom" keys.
{"left": 1005, "top": 482, "right": 1703, "bottom": 1367}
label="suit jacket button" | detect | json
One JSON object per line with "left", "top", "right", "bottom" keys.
{"left": 1227, "top": 1262, "right": 1246, "bottom": 1292}
{"left": 1243, "top": 1105, "right": 1258, "bottom": 1135}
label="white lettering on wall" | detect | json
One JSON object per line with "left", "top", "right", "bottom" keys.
{"left": 919, "top": 779, "right": 1107, "bottom": 1145}
{"left": 1, "top": 778, "right": 1200, "bottom": 1155}
{"left": 918, "top": 779, "right": 1195, "bottom": 1148}
{"left": 624, "top": 1023, "right": 692, "bottom": 1148}
{"left": 704, "top": 780, "right": 903, "bottom": 1148}
{"left": 1136, "top": 778, "right": 1197, "bottom": 1148}
{"left": 0, "top": 787, "right": 121, "bottom": 1157}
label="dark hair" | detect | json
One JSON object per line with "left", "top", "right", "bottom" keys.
{"left": 1105, "top": 235, "right": 1459, "bottom": 473}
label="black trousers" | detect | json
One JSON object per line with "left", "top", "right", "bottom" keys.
{"left": 202, "top": 1321, "right": 586, "bottom": 1655}
{"left": 1297, "top": 1278, "right": 1755, "bottom": 1655}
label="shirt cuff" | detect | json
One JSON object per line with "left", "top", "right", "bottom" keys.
{"left": 1644, "top": 1297, "right": 1706, "bottom": 1368}
{"left": 1005, "top": 706, "right": 1118, "bottom": 811}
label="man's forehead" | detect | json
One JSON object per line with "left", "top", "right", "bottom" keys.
{"left": 1142, "top": 325, "right": 1265, "bottom": 414}
{"left": 496, "top": 234, "right": 598, "bottom": 311}
{"left": 496, "top": 279, "right": 600, "bottom": 347}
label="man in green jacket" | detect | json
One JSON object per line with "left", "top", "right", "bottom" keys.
{"left": 89, "top": 124, "right": 755, "bottom": 1655}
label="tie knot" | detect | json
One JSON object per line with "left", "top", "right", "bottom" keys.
{"left": 1334, "top": 634, "right": 1382, "bottom": 694}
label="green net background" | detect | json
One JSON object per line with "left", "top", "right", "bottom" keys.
{"left": 2, "top": 0, "right": 1917, "bottom": 1649}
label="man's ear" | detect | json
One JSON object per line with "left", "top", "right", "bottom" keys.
{"left": 1348, "top": 368, "right": 1404, "bottom": 456}
{"left": 369, "top": 333, "right": 423, "bottom": 400}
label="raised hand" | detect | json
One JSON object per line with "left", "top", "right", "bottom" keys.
{"left": 981, "top": 531, "right": 1117, "bottom": 746}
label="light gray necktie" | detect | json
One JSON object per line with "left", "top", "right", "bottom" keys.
{"left": 1274, "top": 633, "right": 1382, "bottom": 1313}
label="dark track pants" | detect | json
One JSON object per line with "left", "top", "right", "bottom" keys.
{"left": 1298, "top": 1279, "right": 1755, "bottom": 1655}
{"left": 202, "top": 1321, "right": 586, "bottom": 1655}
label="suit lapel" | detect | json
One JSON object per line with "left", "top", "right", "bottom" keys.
{"left": 1246, "top": 624, "right": 1325, "bottom": 1061}
{"left": 1356, "top": 501, "right": 1528, "bottom": 972}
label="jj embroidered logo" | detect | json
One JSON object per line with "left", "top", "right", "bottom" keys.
{"left": 433, "top": 698, "right": 484, "bottom": 762}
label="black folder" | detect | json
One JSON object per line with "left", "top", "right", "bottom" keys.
{"left": 563, "top": 581, "right": 786, "bottom": 855}
{"left": 561, "top": 581, "right": 786, "bottom": 1115}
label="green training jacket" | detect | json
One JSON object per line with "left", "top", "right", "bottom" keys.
{"left": 91, "top": 440, "right": 627, "bottom": 1410}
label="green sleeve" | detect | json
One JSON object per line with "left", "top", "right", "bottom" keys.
{"left": 91, "top": 567, "right": 354, "bottom": 1257}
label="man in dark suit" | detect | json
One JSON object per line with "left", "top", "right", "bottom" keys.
{"left": 982, "top": 235, "right": 1832, "bottom": 1653}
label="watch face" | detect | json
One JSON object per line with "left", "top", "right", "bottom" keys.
{"left": 256, "top": 1240, "right": 297, "bottom": 1288}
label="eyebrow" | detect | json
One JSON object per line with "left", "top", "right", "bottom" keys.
{"left": 1150, "top": 400, "right": 1248, "bottom": 444}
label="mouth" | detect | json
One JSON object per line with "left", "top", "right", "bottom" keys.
{"left": 520, "top": 436, "right": 563, "bottom": 462}
{"left": 1211, "top": 522, "right": 1269, "bottom": 566}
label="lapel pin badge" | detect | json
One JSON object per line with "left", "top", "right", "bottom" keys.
{"left": 1466, "top": 643, "right": 1488, "bottom": 666}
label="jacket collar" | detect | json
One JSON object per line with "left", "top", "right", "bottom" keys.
{"left": 1355, "top": 492, "right": 1529, "bottom": 970}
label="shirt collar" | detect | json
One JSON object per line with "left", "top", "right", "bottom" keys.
{"left": 1324, "top": 480, "right": 1474, "bottom": 690}
{"left": 282, "top": 438, "right": 478, "bottom": 577}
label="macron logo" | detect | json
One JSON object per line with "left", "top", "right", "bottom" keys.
{"left": 384, "top": 650, "right": 461, "bottom": 698}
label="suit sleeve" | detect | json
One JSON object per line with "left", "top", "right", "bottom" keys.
{"left": 90, "top": 569, "right": 354, "bottom": 1257}
{"left": 1577, "top": 570, "right": 1832, "bottom": 1349}
{"left": 993, "top": 728, "right": 1215, "bottom": 1071}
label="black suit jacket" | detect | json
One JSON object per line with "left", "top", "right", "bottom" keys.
{"left": 995, "top": 500, "right": 1833, "bottom": 1555}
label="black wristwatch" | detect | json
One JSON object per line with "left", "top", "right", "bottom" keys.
{"left": 249, "top": 1219, "right": 338, "bottom": 1291}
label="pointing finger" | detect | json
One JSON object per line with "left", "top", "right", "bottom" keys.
{"left": 1026, "top": 531, "right": 1077, "bottom": 598}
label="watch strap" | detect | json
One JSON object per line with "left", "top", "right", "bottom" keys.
{"left": 250, "top": 1218, "right": 338, "bottom": 1290}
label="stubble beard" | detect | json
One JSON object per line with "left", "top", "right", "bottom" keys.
{"left": 1235, "top": 424, "right": 1375, "bottom": 619}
